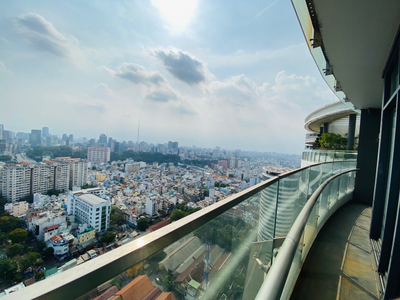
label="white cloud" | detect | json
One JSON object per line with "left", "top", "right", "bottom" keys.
{"left": 102, "top": 63, "right": 167, "bottom": 86}
{"left": 15, "top": 12, "right": 86, "bottom": 65}
{"left": 91, "top": 83, "right": 114, "bottom": 100}
{"left": 150, "top": 47, "right": 208, "bottom": 85}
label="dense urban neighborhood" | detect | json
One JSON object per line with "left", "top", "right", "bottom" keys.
{"left": 0, "top": 127, "right": 300, "bottom": 297}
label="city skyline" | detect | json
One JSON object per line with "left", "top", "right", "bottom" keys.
{"left": 0, "top": 0, "right": 336, "bottom": 154}
{"left": 0, "top": 122, "right": 303, "bottom": 155}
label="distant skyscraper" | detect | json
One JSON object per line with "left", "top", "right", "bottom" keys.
{"left": 168, "top": 141, "right": 178, "bottom": 154}
{"left": 89, "top": 138, "right": 96, "bottom": 146}
{"left": 42, "top": 127, "right": 49, "bottom": 138}
{"left": 46, "top": 136, "right": 52, "bottom": 147}
{"left": 69, "top": 134, "right": 74, "bottom": 143}
{"left": 62, "top": 134, "right": 68, "bottom": 141}
{"left": 114, "top": 142, "right": 120, "bottom": 153}
{"left": 98, "top": 134, "right": 107, "bottom": 147}
{"left": 30, "top": 129, "right": 42, "bottom": 147}
{"left": 0, "top": 124, "right": 3, "bottom": 140}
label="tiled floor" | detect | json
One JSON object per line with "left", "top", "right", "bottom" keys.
{"left": 291, "top": 202, "right": 380, "bottom": 300}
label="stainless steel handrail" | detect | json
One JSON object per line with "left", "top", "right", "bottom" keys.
{"left": 4, "top": 161, "right": 353, "bottom": 300}
{"left": 255, "top": 168, "right": 358, "bottom": 300}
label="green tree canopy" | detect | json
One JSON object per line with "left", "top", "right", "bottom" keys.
{"left": 101, "top": 232, "right": 116, "bottom": 244}
{"left": 41, "top": 247, "right": 54, "bottom": 258}
{"left": 36, "top": 241, "right": 46, "bottom": 252}
{"left": 163, "top": 274, "right": 174, "bottom": 291}
{"left": 0, "top": 216, "right": 25, "bottom": 232}
{"left": 34, "top": 271, "right": 45, "bottom": 281}
{"left": 110, "top": 206, "right": 125, "bottom": 226}
{"left": 137, "top": 218, "right": 149, "bottom": 231}
{"left": 20, "top": 252, "right": 41, "bottom": 271}
{"left": 0, "top": 259, "right": 18, "bottom": 281}
{"left": 170, "top": 209, "right": 188, "bottom": 221}
{"left": 7, "top": 243, "right": 24, "bottom": 257}
{"left": 9, "top": 228, "right": 28, "bottom": 244}
{"left": 0, "top": 155, "right": 12, "bottom": 162}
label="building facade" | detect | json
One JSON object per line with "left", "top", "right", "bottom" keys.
{"left": 68, "top": 192, "right": 110, "bottom": 232}
{"left": 87, "top": 146, "right": 110, "bottom": 164}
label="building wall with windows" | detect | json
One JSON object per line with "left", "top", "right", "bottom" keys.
{"left": 87, "top": 146, "right": 110, "bottom": 164}
{"left": 70, "top": 193, "right": 110, "bottom": 232}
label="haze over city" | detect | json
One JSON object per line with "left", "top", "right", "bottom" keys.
{"left": 0, "top": 0, "right": 336, "bottom": 154}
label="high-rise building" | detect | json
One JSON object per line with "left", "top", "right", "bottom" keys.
{"left": 68, "top": 134, "right": 74, "bottom": 143}
{"left": 0, "top": 124, "right": 3, "bottom": 140}
{"left": 87, "top": 146, "right": 110, "bottom": 164}
{"left": 0, "top": 164, "right": 31, "bottom": 202}
{"left": 46, "top": 136, "right": 52, "bottom": 147}
{"left": 42, "top": 127, "right": 49, "bottom": 138}
{"left": 68, "top": 191, "right": 110, "bottom": 232}
{"left": 168, "top": 141, "right": 178, "bottom": 153}
{"left": 55, "top": 157, "right": 88, "bottom": 189}
{"left": 30, "top": 129, "right": 42, "bottom": 147}
{"left": 0, "top": 161, "right": 71, "bottom": 202}
{"left": 98, "top": 134, "right": 107, "bottom": 147}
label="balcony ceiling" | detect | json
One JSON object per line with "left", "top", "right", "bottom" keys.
{"left": 313, "top": 0, "right": 400, "bottom": 109}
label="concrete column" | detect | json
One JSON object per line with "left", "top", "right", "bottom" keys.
{"left": 323, "top": 122, "right": 329, "bottom": 133}
{"left": 353, "top": 108, "right": 380, "bottom": 204}
{"left": 347, "top": 114, "right": 357, "bottom": 149}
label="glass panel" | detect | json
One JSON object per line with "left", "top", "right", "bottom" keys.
{"left": 335, "top": 151, "right": 344, "bottom": 161}
{"left": 302, "top": 201, "right": 318, "bottom": 259}
{"left": 381, "top": 110, "right": 397, "bottom": 240}
{"left": 332, "top": 161, "right": 343, "bottom": 175}
{"left": 76, "top": 192, "right": 265, "bottom": 300}
{"left": 338, "top": 174, "right": 347, "bottom": 198}
{"left": 308, "top": 164, "right": 322, "bottom": 196}
{"left": 280, "top": 231, "right": 304, "bottom": 300}
{"left": 326, "top": 151, "right": 334, "bottom": 162}
{"left": 275, "top": 170, "right": 308, "bottom": 238}
{"left": 348, "top": 172, "right": 356, "bottom": 192}
{"left": 328, "top": 177, "right": 339, "bottom": 208}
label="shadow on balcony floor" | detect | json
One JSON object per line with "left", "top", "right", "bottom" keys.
{"left": 291, "top": 202, "right": 380, "bottom": 300}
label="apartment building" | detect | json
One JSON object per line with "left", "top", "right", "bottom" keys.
{"left": 0, "top": 164, "right": 31, "bottom": 202}
{"left": 87, "top": 146, "right": 110, "bottom": 164}
{"left": 0, "top": 161, "right": 70, "bottom": 202}
{"left": 55, "top": 157, "right": 88, "bottom": 189}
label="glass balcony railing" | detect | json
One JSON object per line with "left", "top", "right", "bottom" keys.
{"left": 302, "top": 149, "right": 357, "bottom": 164}
{"left": 255, "top": 168, "right": 357, "bottom": 300}
{"left": 6, "top": 161, "right": 357, "bottom": 300}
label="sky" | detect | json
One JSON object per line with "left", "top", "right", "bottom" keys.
{"left": 0, "top": 0, "right": 337, "bottom": 154}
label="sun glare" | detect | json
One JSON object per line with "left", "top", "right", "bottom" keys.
{"left": 151, "top": 0, "right": 198, "bottom": 32}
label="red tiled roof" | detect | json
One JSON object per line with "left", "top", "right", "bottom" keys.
{"left": 147, "top": 219, "right": 171, "bottom": 232}
{"left": 20, "top": 161, "right": 30, "bottom": 165}
{"left": 44, "top": 224, "right": 60, "bottom": 231}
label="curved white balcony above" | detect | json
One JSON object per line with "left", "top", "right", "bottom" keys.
{"left": 304, "top": 101, "right": 359, "bottom": 133}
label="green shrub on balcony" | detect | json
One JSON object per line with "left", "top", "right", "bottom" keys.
{"left": 314, "top": 133, "right": 347, "bottom": 150}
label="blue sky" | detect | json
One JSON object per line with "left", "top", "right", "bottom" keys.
{"left": 0, "top": 0, "right": 336, "bottom": 154}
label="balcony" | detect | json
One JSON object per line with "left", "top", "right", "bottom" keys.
{"left": 2, "top": 160, "right": 366, "bottom": 300}
{"left": 301, "top": 150, "right": 357, "bottom": 167}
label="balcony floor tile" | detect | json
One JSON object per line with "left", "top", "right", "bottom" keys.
{"left": 290, "top": 202, "right": 380, "bottom": 300}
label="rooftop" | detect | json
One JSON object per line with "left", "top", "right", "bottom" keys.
{"left": 78, "top": 194, "right": 107, "bottom": 205}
